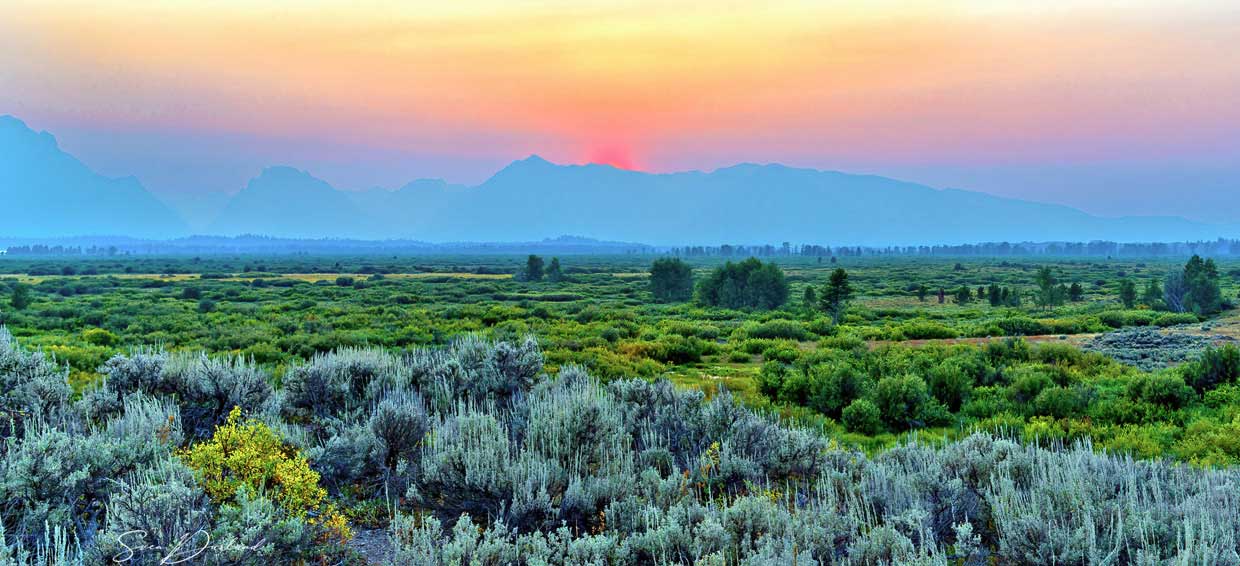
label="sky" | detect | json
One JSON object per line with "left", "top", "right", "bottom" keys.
{"left": 2, "top": 0, "right": 1239, "bottom": 224}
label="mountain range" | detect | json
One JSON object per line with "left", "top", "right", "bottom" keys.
{"left": 3, "top": 114, "right": 1236, "bottom": 245}
{"left": 1, "top": 116, "right": 187, "bottom": 237}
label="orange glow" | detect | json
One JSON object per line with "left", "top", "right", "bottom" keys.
{"left": 584, "top": 145, "right": 638, "bottom": 170}
{"left": 1, "top": 1, "right": 1237, "bottom": 173}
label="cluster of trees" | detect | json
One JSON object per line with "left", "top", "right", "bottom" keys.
{"left": 1115, "top": 255, "right": 1225, "bottom": 314}
{"left": 5, "top": 331, "right": 1240, "bottom": 564}
{"left": 940, "top": 283, "right": 1028, "bottom": 306}
{"left": 695, "top": 258, "right": 789, "bottom": 310}
{"left": 516, "top": 254, "right": 564, "bottom": 282}
{"left": 648, "top": 258, "right": 694, "bottom": 302}
{"left": 669, "top": 239, "right": 1240, "bottom": 258}
{"left": 1033, "top": 266, "right": 1081, "bottom": 308}
{"left": 1165, "top": 255, "right": 1224, "bottom": 315}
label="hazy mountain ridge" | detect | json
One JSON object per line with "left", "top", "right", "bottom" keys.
{"left": 3, "top": 115, "right": 1235, "bottom": 244}
{"left": 0, "top": 115, "right": 187, "bottom": 237}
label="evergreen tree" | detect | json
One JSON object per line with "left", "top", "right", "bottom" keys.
{"left": 803, "top": 285, "right": 818, "bottom": 312}
{"left": 915, "top": 284, "right": 927, "bottom": 302}
{"left": 546, "top": 257, "right": 564, "bottom": 282}
{"left": 1034, "top": 267, "right": 1065, "bottom": 308}
{"left": 1119, "top": 279, "right": 1137, "bottom": 308}
{"left": 525, "top": 255, "right": 545, "bottom": 281}
{"left": 1068, "top": 282, "right": 1084, "bottom": 302}
{"left": 10, "top": 283, "right": 31, "bottom": 310}
{"left": 1184, "top": 255, "right": 1222, "bottom": 315}
{"left": 819, "top": 268, "right": 854, "bottom": 324}
{"left": 987, "top": 284, "right": 1002, "bottom": 307}
{"left": 954, "top": 286, "right": 972, "bottom": 304}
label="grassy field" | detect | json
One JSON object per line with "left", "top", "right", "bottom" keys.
{"left": 2, "top": 253, "right": 1238, "bottom": 459}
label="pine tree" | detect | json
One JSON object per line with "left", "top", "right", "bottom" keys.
{"left": 819, "top": 268, "right": 854, "bottom": 324}
{"left": 546, "top": 257, "right": 563, "bottom": 282}
{"left": 525, "top": 255, "right": 545, "bottom": 281}
{"left": 1119, "top": 279, "right": 1137, "bottom": 309}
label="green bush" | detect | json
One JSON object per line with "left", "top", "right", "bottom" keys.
{"left": 1008, "top": 367, "right": 1056, "bottom": 404}
{"left": 755, "top": 361, "right": 789, "bottom": 399}
{"left": 82, "top": 327, "right": 119, "bottom": 347}
{"left": 995, "top": 317, "right": 1050, "bottom": 336}
{"left": 927, "top": 359, "right": 975, "bottom": 411}
{"left": 806, "top": 363, "right": 868, "bottom": 417}
{"left": 1127, "top": 373, "right": 1194, "bottom": 409}
{"left": 1154, "top": 312, "right": 1199, "bottom": 327}
{"left": 873, "top": 374, "right": 930, "bottom": 430}
{"left": 761, "top": 343, "right": 800, "bottom": 364}
{"left": 1182, "top": 344, "right": 1240, "bottom": 393}
{"left": 1099, "top": 310, "right": 1155, "bottom": 329}
{"left": 841, "top": 399, "right": 882, "bottom": 434}
{"left": 896, "top": 319, "right": 958, "bottom": 340}
{"left": 743, "top": 319, "right": 809, "bottom": 341}
{"left": 1032, "top": 386, "right": 1089, "bottom": 418}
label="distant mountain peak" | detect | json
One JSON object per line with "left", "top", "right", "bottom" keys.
{"left": 0, "top": 114, "right": 27, "bottom": 129}
{"left": 1, "top": 115, "right": 187, "bottom": 237}
{"left": 0, "top": 115, "right": 60, "bottom": 151}
{"left": 256, "top": 165, "right": 315, "bottom": 180}
{"left": 520, "top": 154, "right": 552, "bottom": 166}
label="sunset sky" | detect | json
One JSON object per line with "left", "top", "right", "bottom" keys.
{"left": 3, "top": 0, "right": 1239, "bottom": 222}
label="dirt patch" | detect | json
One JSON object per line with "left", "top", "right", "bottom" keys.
{"left": 348, "top": 528, "right": 394, "bottom": 565}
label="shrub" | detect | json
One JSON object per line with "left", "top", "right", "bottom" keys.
{"left": 742, "top": 319, "right": 809, "bottom": 341}
{"left": 164, "top": 353, "right": 273, "bottom": 438}
{"left": 1099, "top": 310, "right": 1155, "bottom": 329}
{"left": 806, "top": 363, "right": 868, "bottom": 417}
{"left": 927, "top": 359, "right": 975, "bottom": 411}
{"left": 178, "top": 406, "right": 348, "bottom": 542}
{"left": 369, "top": 390, "right": 430, "bottom": 471}
{"left": 755, "top": 361, "right": 789, "bottom": 399}
{"left": 872, "top": 374, "right": 930, "bottom": 430}
{"left": 841, "top": 399, "right": 882, "bottom": 434}
{"left": 760, "top": 343, "right": 799, "bottom": 364}
{"left": 896, "top": 319, "right": 958, "bottom": 340}
{"left": 97, "top": 459, "right": 212, "bottom": 564}
{"left": 1154, "top": 312, "right": 1199, "bottom": 327}
{"left": 1008, "top": 367, "right": 1056, "bottom": 404}
{"left": 210, "top": 488, "right": 314, "bottom": 563}
{"left": 283, "top": 347, "right": 404, "bottom": 421}
{"left": 1127, "top": 373, "right": 1194, "bottom": 409}
{"left": 1182, "top": 344, "right": 1240, "bottom": 393}
{"left": 81, "top": 328, "right": 119, "bottom": 347}
{"left": 0, "top": 328, "right": 71, "bottom": 436}
{"left": 996, "top": 317, "right": 1050, "bottom": 336}
{"left": 1032, "top": 386, "right": 1089, "bottom": 419}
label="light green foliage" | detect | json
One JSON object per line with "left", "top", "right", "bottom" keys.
{"left": 0, "top": 254, "right": 1238, "bottom": 562}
